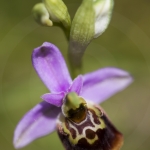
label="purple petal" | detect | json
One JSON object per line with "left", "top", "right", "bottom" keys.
{"left": 69, "top": 75, "right": 83, "bottom": 95}
{"left": 13, "top": 102, "right": 60, "bottom": 149}
{"left": 41, "top": 92, "right": 65, "bottom": 107}
{"left": 32, "top": 42, "right": 72, "bottom": 93}
{"left": 81, "top": 67, "right": 133, "bottom": 104}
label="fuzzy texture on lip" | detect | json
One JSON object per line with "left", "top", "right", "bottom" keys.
{"left": 13, "top": 42, "right": 133, "bottom": 149}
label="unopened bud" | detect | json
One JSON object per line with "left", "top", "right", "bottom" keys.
{"left": 70, "top": 0, "right": 95, "bottom": 47}
{"left": 42, "top": 0, "right": 71, "bottom": 29}
{"left": 32, "top": 3, "right": 53, "bottom": 27}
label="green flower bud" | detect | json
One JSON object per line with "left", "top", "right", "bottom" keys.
{"left": 42, "top": 0, "right": 71, "bottom": 29}
{"left": 70, "top": 0, "right": 95, "bottom": 47}
{"left": 32, "top": 3, "right": 53, "bottom": 27}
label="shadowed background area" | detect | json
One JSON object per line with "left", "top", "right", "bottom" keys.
{"left": 0, "top": 0, "right": 150, "bottom": 149}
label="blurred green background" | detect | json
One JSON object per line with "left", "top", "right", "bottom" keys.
{"left": 0, "top": 0, "right": 150, "bottom": 149}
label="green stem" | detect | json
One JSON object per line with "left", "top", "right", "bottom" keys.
{"left": 68, "top": 52, "right": 82, "bottom": 79}
{"left": 68, "top": 39, "right": 88, "bottom": 78}
{"left": 53, "top": 23, "right": 70, "bottom": 41}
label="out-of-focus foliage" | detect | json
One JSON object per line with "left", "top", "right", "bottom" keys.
{"left": 0, "top": 0, "right": 150, "bottom": 150}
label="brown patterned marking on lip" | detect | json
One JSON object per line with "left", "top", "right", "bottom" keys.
{"left": 76, "top": 128, "right": 112, "bottom": 150}
{"left": 57, "top": 104, "right": 123, "bottom": 150}
{"left": 100, "top": 114, "right": 124, "bottom": 150}
{"left": 85, "top": 129, "right": 96, "bottom": 139}
{"left": 65, "top": 119, "right": 69, "bottom": 129}
{"left": 70, "top": 127, "right": 76, "bottom": 139}
{"left": 88, "top": 108, "right": 101, "bottom": 125}
{"left": 65, "top": 118, "right": 77, "bottom": 139}
{"left": 69, "top": 111, "right": 95, "bottom": 134}
{"left": 77, "top": 138, "right": 90, "bottom": 149}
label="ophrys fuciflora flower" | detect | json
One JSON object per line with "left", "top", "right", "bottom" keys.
{"left": 13, "top": 42, "right": 133, "bottom": 150}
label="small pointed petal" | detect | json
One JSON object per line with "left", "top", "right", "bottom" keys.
{"left": 41, "top": 92, "right": 65, "bottom": 107}
{"left": 32, "top": 42, "right": 72, "bottom": 93}
{"left": 69, "top": 75, "right": 83, "bottom": 95}
{"left": 13, "top": 102, "right": 60, "bottom": 149}
{"left": 81, "top": 67, "right": 133, "bottom": 104}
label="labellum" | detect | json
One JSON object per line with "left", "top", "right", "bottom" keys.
{"left": 57, "top": 92, "right": 123, "bottom": 150}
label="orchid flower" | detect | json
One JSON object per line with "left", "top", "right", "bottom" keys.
{"left": 13, "top": 42, "right": 132, "bottom": 149}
